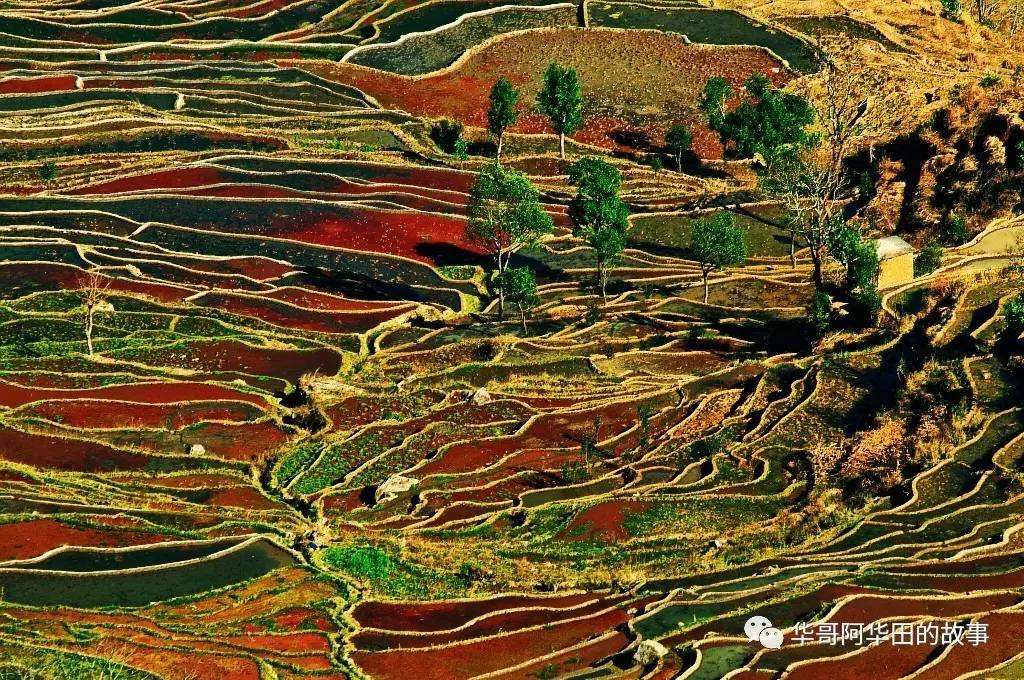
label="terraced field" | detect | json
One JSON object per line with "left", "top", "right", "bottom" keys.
{"left": 1, "top": 0, "right": 1024, "bottom": 677}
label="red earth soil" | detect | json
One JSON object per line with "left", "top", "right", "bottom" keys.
{"left": 827, "top": 592, "right": 1022, "bottom": 625}
{"left": 71, "top": 162, "right": 476, "bottom": 194}
{"left": 0, "top": 519, "right": 175, "bottom": 560}
{"left": 410, "top": 501, "right": 510, "bottom": 529}
{"left": 494, "top": 631, "right": 632, "bottom": 679}
{"left": 558, "top": 499, "right": 651, "bottom": 542}
{"left": 296, "top": 29, "right": 791, "bottom": 156}
{"left": 131, "top": 340, "right": 343, "bottom": 384}
{"left": 416, "top": 396, "right": 656, "bottom": 475}
{"left": 0, "top": 424, "right": 151, "bottom": 472}
{"left": 352, "top": 591, "right": 604, "bottom": 631}
{"left": 165, "top": 254, "right": 295, "bottom": 280}
{"left": 123, "top": 420, "right": 290, "bottom": 461}
{"left": 0, "top": 74, "right": 77, "bottom": 94}
{"left": 274, "top": 607, "right": 337, "bottom": 632}
{"left": 193, "top": 291, "right": 411, "bottom": 333}
{"left": 912, "top": 611, "right": 1024, "bottom": 679}
{"left": 263, "top": 286, "right": 406, "bottom": 311}
{"left": 350, "top": 607, "right": 632, "bottom": 680}
{"left": 0, "top": 262, "right": 194, "bottom": 302}
{"left": 67, "top": 166, "right": 230, "bottom": 194}
{"left": 0, "top": 379, "right": 271, "bottom": 409}
{"left": 353, "top": 594, "right": 632, "bottom": 649}
{"left": 205, "top": 486, "right": 284, "bottom": 510}
{"left": 784, "top": 638, "right": 942, "bottom": 680}
{"left": 228, "top": 206, "right": 484, "bottom": 265}
{"left": 17, "top": 399, "right": 262, "bottom": 429}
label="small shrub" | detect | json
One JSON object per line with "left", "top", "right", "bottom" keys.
{"left": 430, "top": 118, "right": 464, "bottom": 153}
{"left": 943, "top": 213, "right": 969, "bottom": 246}
{"left": 560, "top": 460, "right": 590, "bottom": 484}
{"left": 1004, "top": 293, "right": 1024, "bottom": 334}
{"left": 856, "top": 167, "right": 878, "bottom": 198}
{"left": 852, "top": 285, "right": 882, "bottom": 327}
{"left": 940, "top": 0, "right": 962, "bottom": 20}
{"left": 914, "top": 241, "right": 943, "bottom": 276}
{"left": 979, "top": 74, "right": 1001, "bottom": 88}
{"left": 453, "top": 138, "right": 469, "bottom": 162}
{"left": 808, "top": 291, "right": 832, "bottom": 337}
{"left": 39, "top": 160, "right": 57, "bottom": 184}
{"left": 649, "top": 156, "right": 663, "bottom": 175}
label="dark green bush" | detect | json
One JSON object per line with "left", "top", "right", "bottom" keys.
{"left": 809, "top": 291, "right": 832, "bottom": 337}
{"left": 852, "top": 285, "right": 882, "bottom": 327}
{"left": 430, "top": 119, "right": 464, "bottom": 153}
{"left": 943, "top": 214, "right": 969, "bottom": 246}
{"left": 914, "top": 241, "right": 943, "bottom": 276}
{"left": 1004, "top": 293, "right": 1024, "bottom": 334}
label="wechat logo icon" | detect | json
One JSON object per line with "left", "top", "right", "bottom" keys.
{"left": 745, "top": 615, "right": 784, "bottom": 649}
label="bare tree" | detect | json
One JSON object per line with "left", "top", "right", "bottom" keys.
{"left": 760, "top": 148, "right": 844, "bottom": 290}
{"left": 760, "top": 45, "right": 876, "bottom": 286}
{"left": 79, "top": 267, "right": 110, "bottom": 357}
{"left": 816, "top": 46, "right": 875, "bottom": 180}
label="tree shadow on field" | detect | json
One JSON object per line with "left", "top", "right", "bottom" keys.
{"left": 608, "top": 129, "right": 652, "bottom": 151}
{"left": 288, "top": 268, "right": 432, "bottom": 303}
{"left": 414, "top": 242, "right": 487, "bottom": 267}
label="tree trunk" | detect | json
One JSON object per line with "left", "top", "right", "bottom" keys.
{"left": 676, "top": 151, "right": 682, "bottom": 172}
{"left": 519, "top": 305, "right": 527, "bottom": 334}
{"left": 559, "top": 132, "right": 565, "bottom": 159}
{"left": 496, "top": 256, "right": 506, "bottom": 320}
{"left": 497, "top": 132, "right": 504, "bottom": 159}
{"left": 85, "top": 306, "right": 95, "bottom": 356}
{"left": 702, "top": 270, "right": 710, "bottom": 304}
{"left": 810, "top": 248, "right": 825, "bottom": 291}
{"left": 599, "top": 261, "right": 608, "bottom": 303}
{"left": 790, "top": 231, "right": 797, "bottom": 269}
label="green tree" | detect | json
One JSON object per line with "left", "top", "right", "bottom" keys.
{"left": 568, "top": 157, "right": 630, "bottom": 302}
{"left": 665, "top": 123, "right": 693, "bottom": 172}
{"left": 39, "top": 160, "right": 58, "bottom": 185}
{"left": 466, "top": 162, "right": 554, "bottom": 318}
{"left": 487, "top": 77, "right": 520, "bottom": 159}
{"left": 828, "top": 224, "right": 878, "bottom": 291}
{"left": 498, "top": 266, "right": 539, "bottom": 332}
{"left": 536, "top": 64, "right": 583, "bottom": 159}
{"left": 453, "top": 138, "right": 468, "bottom": 167}
{"left": 690, "top": 211, "right": 747, "bottom": 303}
{"left": 704, "top": 74, "right": 815, "bottom": 161}
{"left": 699, "top": 76, "right": 733, "bottom": 132}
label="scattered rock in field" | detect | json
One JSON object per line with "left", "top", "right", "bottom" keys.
{"left": 188, "top": 444, "right": 206, "bottom": 456}
{"left": 470, "top": 387, "right": 492, "bottom": 405}
{"left": 375, "top": 474, "right": 417, "bottom": 504}
{"left": 634, "top": 639, "right": 668, "bottom": 667}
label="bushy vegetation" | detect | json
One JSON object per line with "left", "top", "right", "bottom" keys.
{"left": 700, "top": 74, "right": 815, "bottom": 161}
{"left": 430, "top": 118, "right": 464, "bottom": 153}
{"left": 914, "top": 241, "right": 943, "bottom": 276}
